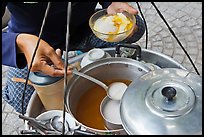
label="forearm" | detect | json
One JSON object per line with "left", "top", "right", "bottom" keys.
{"left": 16, "top": 33, "right": 39, "bottom": 54}
{"left": 15, "top": 33, "right": 45, "bottom": 68}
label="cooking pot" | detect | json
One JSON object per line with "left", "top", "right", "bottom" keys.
{"left": 120, "top": 68, "right": 202, "bottom": 135}
{"left": 65, "top": 57, "right": 151, "bottom": 135}
{"left": 100, "top": 96, "right": 123, "bottom": 130}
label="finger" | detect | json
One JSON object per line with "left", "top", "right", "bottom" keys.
{"left": 40, "top": 63, "right": 65, "bottom": 77}
{"left": 51, "top": 63, "right": 72, "bottom": 74}
{"left": 44, "top": 65, "right": 72, "bottom": 76}
{"left": 107, "top": 8, "right": 117, "bottom": 15}
{"left": 55, "top": 48, "right": 62, "bottom": 57}
{"left": 120, "top": 3, "right": 138, "bottom": 15}
{"left": 46, "top": 49, "right": 64, "bottom": 70}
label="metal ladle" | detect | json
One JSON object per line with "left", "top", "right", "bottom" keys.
{"left": 50, "top": 115, "right": 95, "bottom": 135}
{"left": 50, "top": 115, "right": 70, "bottom": 134}
{"left": 72, "top": 69, "right": 127, "bottom": 101}
{"left": 19, "top": 115, "right": 58, "bottom": 135}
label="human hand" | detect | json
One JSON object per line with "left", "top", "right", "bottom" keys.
{"left": 107, "top": 2, "right": 138, "bottom": 38}
{"left": 16, "top": 33, "right": 71, "bottom": 77}
{"left": 107, "top": 2, "right": 138, "bottom": 15}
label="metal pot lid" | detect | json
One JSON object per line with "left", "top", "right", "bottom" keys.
{"left": 120, "top": 68, "right": 202, "bottom": 135}
{"left": 29, "top": 72, "right": 63, "bottom": 86}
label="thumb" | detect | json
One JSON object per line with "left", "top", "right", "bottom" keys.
{"left": 107, "top": 2, "right": 138, "bottom": 15}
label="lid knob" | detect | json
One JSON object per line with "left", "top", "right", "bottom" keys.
{"left": 161, "top": 86, "right": 176, "bottom": 101}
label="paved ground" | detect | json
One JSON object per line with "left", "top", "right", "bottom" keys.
{"left": 2, "top": 2, "right": 202, "bottom": 135}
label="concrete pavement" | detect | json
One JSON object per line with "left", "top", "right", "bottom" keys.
{"left": 2, "top": 2, "right": 202, "bottom": 135}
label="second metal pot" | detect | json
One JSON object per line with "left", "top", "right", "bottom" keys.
{"left": 100, "top": 96, "right": 123, "bottom": 130}
{"left": 65, "top": 57, "right": 151, "bottom": 135}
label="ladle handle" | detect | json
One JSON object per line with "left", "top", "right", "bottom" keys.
{"left": 72, "top": 70, "right": 108, "bottom": 91}
{"left": 19, "top": 114, "right": 43, "bottom": 124}
{"left": 11, "top": 77, "right": 33, "bottom": 85}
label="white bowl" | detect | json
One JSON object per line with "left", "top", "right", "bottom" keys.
{"left": 36, "top": 110, "right": 77, "bottom": 132}
{"left": 80, "top": 48, "right": 111, "bottom": 68}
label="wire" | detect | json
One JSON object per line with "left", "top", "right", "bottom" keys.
{"left": 62, "top": 2, "right": 72, "bottom": 135}
{"left": 136, "top": 2, "right": 148, "bottom": 49}
{"left": 151, "top": 2, "right": 200, "bottom": 75}
{"left": 21, "top": 2, "right": 51, "bottom": 115}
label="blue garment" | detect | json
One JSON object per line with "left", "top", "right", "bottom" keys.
{"left": 2, "top": 2, "right": 111, "bottom": 68}
{"left": 2, "top": 2, "right": 145, "bottom": 114}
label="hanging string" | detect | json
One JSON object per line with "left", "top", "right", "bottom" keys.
{"left": 62, "top": 2, "right": 72, "bottom": 135}
{"left": 151, "top": 2, "right": 200, "bottom": 75}
{"left": 21, "top": 2, "right": 51, "bottom": 116}
{"left": 136, "top": 2, "right": 148, "bottom": 49}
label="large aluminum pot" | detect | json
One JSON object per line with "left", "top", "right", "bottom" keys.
{"left": 65, "top": 57, "right": 151, "bottom": 135}
{"left": 120, "top": 68, "right": 202, "bottom": 135}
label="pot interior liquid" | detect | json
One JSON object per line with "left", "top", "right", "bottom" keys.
{"left": 75, "top": 79, "right": 132, "bottom": 130}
